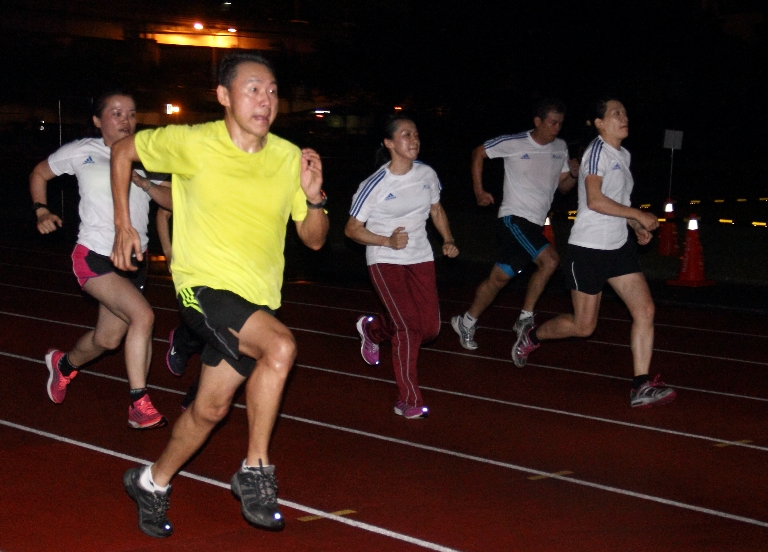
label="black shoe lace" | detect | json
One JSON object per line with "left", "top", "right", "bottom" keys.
{"left": 241, "top": 462, "right": 278, "bottom": 508}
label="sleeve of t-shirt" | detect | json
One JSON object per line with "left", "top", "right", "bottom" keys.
{"left": 585, "top": 141, "right": 607, "bottom": 178}
{"left": 134, "top": 125, "right": 201, "bottom": 176}
{"left": 349, "top": 178, "right": 381, "bottom": 223}
{"left": 560, "top": 152, "right": 570, "bottom": 174}
{"left": 290, "top": 187, "right": 309, "bottom": 222}
{"left": 483, "top": 136, "right": 509, "bottom": 160}
{"left": 429, "top": 169, "right": 442, "bottom": 205}
{"left": 46, "top": 139, "right": 86, "bottom": 177}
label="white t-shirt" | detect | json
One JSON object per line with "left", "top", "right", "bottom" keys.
{"left": 47, "top": 137, "right": 154, "bottom": 256}
{"left": 568, "top": 136, "right": 633, "bottom": 250}
{"left": 349, "top": 161, "right": 441, "bottom": 266}
{"left": 484, "top": 130, "right": 570, "bottom": 225}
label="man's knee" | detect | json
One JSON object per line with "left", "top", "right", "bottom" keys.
{"left": 262, "top": 332, "right": 297, "bottom": 375}
{"left": 535, "top": 248, "right": 559, "bottom": 275}
{"left": 191, "top": 397, "right": 232, "bottom": 425}
{"left": 572, "top": 321, "right": 597, "bottom": 338}
{"left": 488, "top": 267, "right": 512, "bottom": 289}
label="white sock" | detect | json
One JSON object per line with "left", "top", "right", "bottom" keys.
{"left": 462, "top": 312, "right": 477, "bottom": 328}
{"left": 140, "top": 465, "right": 169, "bottom": 493}
{"left": 519, "top": 310, "right": 534, "bottom": 320}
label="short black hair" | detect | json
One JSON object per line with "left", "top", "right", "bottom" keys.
{"left": 218, "top": 52, "right": 275, "bottom": 89}
{"left": 93, "top": 88, "right": 134, "bottom": 119}
{"left": 533, "top": 98, "right": 566, "bottom": 121}
{"left": 591, "top": 97, "right": 622, "bottom": 124}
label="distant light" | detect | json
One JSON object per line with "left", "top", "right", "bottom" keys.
{"left": 228, "top": 28, "right": 237, "bottom": 33}
{"left": 737, "top": 198, "right": 747, "bottom": 202}
{"left": 719, "top": 219, "right": 733, "bottom": 224}
{"left": 567, "top": 216, "right": 576, "bottom": 221}
{"left": 761, "top": 198, "right": 768, "bottom": 202}
{"left": 568, "top": 210, "right": 577, "bottom": 215}
{"left": 752, "top": 222, "right": 766, "bottom": 227}
{"left": 714, "top": 199, "right": 724, "bottom": 203}
{"left": 394, "top": 106, "right": 402, "bottom": 111}
{"left": 658, "top": 218, "right": 667, "bottom": 223}
{"left": 664, "top": 202, "right": 673, "bottom": 212}
{"left": 194, "top": 22, "right": 204, "bottom": 30}
{"left": 315, "top": 114, "right": 324, "bottom": 119}
{"left": 690, "top": 200, "right": 700, "bottom": 204}
{"left": 166, "top": 104, "right": 180, "bottom": 114}
{"left": 688, "top": 218, "right": 699, "bottom": 231}
{"left": 314, "top": 109, "right": 330, "bottom": 114}
{"left": 640, "top": 203, "right": 651, "bottom": 209}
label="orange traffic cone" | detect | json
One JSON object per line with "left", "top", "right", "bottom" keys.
{"left": 667, "top": 215, "right": 715, "bottom": 287}
{"left": 657, "top": 199, "right": 679, "bottom": 256}
{"left": 543, "top": 215, "right": 556, "bottom": 247}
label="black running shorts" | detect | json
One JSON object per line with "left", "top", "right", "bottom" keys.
{"left": 495, "top": 216, "right": 551, "bottom": 277}
{"left": 177, "top": 286, "right": 275, "bottom": 377}
{"left": 563, "top": 240, "right": 642, "bottom": 295}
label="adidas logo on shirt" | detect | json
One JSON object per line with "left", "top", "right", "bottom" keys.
{"left": 552, "top": 154, "right": 563, "bottom": 159}
{"left": 612, "top": 162, "right": 621, "bottom": 170}
{"left": 384, "top": 193, "right": 397, "bottom": 201}
{"left": 83, "top": 156, "right": 95, "bottom": 165}
{"left": 520, "top": 154, "right": 531, "bottom": 160}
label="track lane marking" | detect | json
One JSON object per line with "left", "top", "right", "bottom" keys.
{"left": 299, "top": 509, "right": 356, "bottom": 522}
{"left": 528, "top": 470, "right": 573, "bottom": 481}
{"left": 0, "top": 419, "right": 462, "bottom": 552}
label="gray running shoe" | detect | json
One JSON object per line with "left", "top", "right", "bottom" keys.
{"left": 123, "top": 467, "right": 173, "bottom": 538}
{"left": 512, "top": 314, "right": 535, "bottom": 337}
{"left": 451, "top": 316, "right": 478, "bottom": 350}
{"left": 512, "top": 327, "right": 539, "bottom": 367}
{"left": 630, "top": 375, "right": 677, "bottom": 408}
{"left": 231, "top": 462, "right": 285, "bottom": 531}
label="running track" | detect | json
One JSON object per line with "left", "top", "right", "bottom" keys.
{"left": 1, "top": 242, "right": 767, "bottom": 551}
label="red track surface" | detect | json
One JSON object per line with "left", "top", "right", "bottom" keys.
{"left": 1, "top": 243, "right": 767, "bottom": 551}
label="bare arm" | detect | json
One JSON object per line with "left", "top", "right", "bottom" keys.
{"left": 110, "top": 135, "right": 143, "bottom": 271}
{"left": 584, "top": 174, "right": 659, "bottom": 233}
{"left": 344, "top": 216, "right": 408, "bottom": 249}
{"left": 429, "top": 201, "right": 459, "bottom": 258}
{"left": 29, "top": 160, "right": 63, "bottom": 234}
{"left": 131, "top": 171, "right": 172, "bottom": 210}
{"left": 294, "top": 148, "right": 329, "bottom": 250}
{"left": 156, "top": 207, "right": 173, "bottom": 272}
{"left": 471, "top": 145, "right": 494, "bottom": 206}
{"left": 557, "top": 158, "right": 580, "bottom": 193}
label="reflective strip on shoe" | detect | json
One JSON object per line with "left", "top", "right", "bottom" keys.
{"left": 631, "top": 375, "right": 677, "bottom": 408}
{"left": 394, "top": 401, "right": 429, "bottom": 419}
{"left": 123, "top": 467, "right": 173, "bottom": 538}
{"left": 231, "top": 462, "right": 285, "bottom": 531}
{"left": 451, "top": 316, "right": 478, "bottom": 350}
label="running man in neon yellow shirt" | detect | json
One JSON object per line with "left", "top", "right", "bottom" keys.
{"left": 109, "top": 52, "right": 329, "bottom": 538}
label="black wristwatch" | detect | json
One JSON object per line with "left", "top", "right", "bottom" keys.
{"left": 33, "top": 202, "right": 49, "bottom": 212}
{"left": 306, "top": 190, "right": 327, "bottom": 209}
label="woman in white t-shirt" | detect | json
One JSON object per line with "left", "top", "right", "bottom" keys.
{"left": 345, "top": 114, "right": 459, "bottom": 419}
{"left": 512, "top": 99, "right": 676, "bottom": 409}
{"left": 30, "top": 89, "right": 171, "bottom": 429}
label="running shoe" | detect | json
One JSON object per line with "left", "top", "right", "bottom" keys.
{"left": 356, "top": 315, "right": 380, "bottom": 366}
{"left": 45, "top": 349, "right": 76, "bottom": 404}
{"left": 451, "top": 316, "right": 478, "bottom": 350}
{"left": 512, "top": 327, "right": 539, "bottom": 367}
{"left": 128, "top": 395, "right": 168, "bottom": 429}
{"left": 123, "top": 466, "right": 173, "bottom": 538}
{"left": 630, "top": 375, "right": 677, "bottom": 409}
{"left": 165, "top": 327, "right": 189, "bottom": 377}
{"left": 394, "top": 401, "right": 429, "bottom": 419}
{"left": 512, "top": 314, "right": 535, "bottom": 337}
{"left": 231, "top": 462, "right": 285, "bottom": 531}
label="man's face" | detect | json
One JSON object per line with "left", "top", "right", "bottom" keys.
{"left": 533, "top": 111, "right": 564, "bottom": 144}
{"left": 218, "top": 62, "right": 279, "bottom": 139}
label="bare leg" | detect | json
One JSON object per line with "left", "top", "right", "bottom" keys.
{"left": 607, "top": 272, "right": 655, "bottom": 376}
{"left": 81, "top": 273, "right": 154, "bottom": 389}
{"left": 535, "top": 289, "right": 602, "bottom": 340}
{"left": 522, "top": 246, "right": 560, "bottom": 312}
{"left": 467, "top": 265, "right": 511, "bottom": 319}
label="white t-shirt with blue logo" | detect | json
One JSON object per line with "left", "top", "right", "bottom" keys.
{"left": 569, "top": 136, "right": 633, "bottom": 250}
{"left": 47, "top": 137, "right": 155, "bottom": 256}
{"left": 484, "top": 130, "right": 570, "bottom": 225}
{"left": 349, "top": 161, "right": 441, "bottom": 266}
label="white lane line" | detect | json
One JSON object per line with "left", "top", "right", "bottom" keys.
{"left": 0, "top": 419, "right": 461, "bottom": 552}
{"left": 1, "top": 308, "right": 765, "bottom": 403}
{"left": 3, "top": 371, "right": 767, "bottom": 532}
{"left": 2, "top": 350, "right": 766, "bottom": 453}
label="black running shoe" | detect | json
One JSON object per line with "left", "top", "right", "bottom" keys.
{"left": 123, "top": 467, "right": 174, "bottom": 538}
{"left": 165, "top": 327, "right": 189, "bottom": 377}
{"left": 230, "top": 461, "right": 285, "bottom": 531}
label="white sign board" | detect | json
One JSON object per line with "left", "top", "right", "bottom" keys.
{"left": 664, "top": 130, "right": 683, "bottom": 150}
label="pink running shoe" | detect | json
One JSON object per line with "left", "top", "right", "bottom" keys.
{"left": 45, "top": 349, "right": 76, "bottom": 404}
{"left": 356, "top": 315, "right": 380, "bottom": 366}
{"left": 394, "top": 401, "right": 429, "bottom": 419}
{"left": 512, "top": 327, "right": 540, "bottom": 367}
{"left": 128, "top": 395, "right": 168, "bottom": 429}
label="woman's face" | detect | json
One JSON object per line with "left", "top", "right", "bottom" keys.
{"left": 595, "top": 100, "right": 629, "bottom": 143}
{"left": 384, "top": 120, "right": 420, "bottom": 163}
{"left": 93, "top": 95, "right": 137, "bottom": 147}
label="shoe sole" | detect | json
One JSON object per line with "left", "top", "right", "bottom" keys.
{"left": 356, "top": 317, "right": 380, "bottom": 366}
{"left": 45, "top": 350, "right": 63, "bottom": 404}
{"left": 394, "top": 406, "right": 429, "bottom": 419}
{"left": 230, "top": 474, "right": 286, "bottom": 531}
{"left": 450, "top": 317, "right": 478, "bottom": 351}
{"left": 123, "top": 468, "right": 173, "bottom": 538}
{"left": 632, "top": 390, "right": 678, "bottom": 409}
{"left": 128, "top": 416, "right": 169, "bottom": 430}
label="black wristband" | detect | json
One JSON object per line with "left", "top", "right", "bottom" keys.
{"left": 306, "top": 190, "right": 327, "bottom": 209}
{"left": 33, "top": 202, "right": 49, "bottom": 212}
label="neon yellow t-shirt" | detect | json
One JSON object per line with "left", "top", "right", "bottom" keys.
{"left": 134, "top": 120, "right": 307, "bottom": 309}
